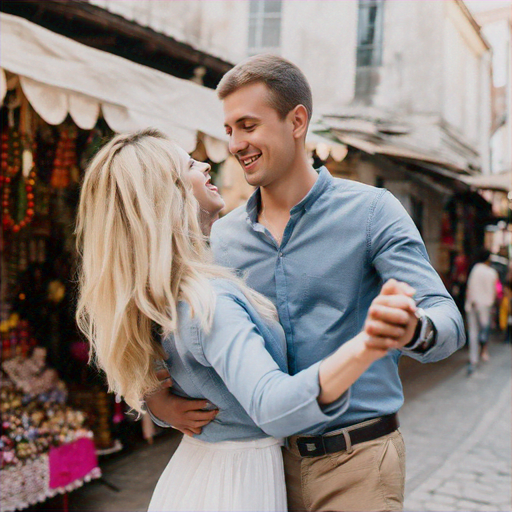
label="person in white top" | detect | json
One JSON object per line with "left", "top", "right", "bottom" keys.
{"left": 465, "top": 249, "right": 499, "bottom": 374}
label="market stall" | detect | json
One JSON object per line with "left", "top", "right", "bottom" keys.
{"left": 0, "top": 11, "right": 230, "bottom": 511}
{"left": 0, "top": 93, "right": 109, "bottom": 510}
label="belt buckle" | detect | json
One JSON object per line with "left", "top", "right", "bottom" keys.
{"left": 296, "top": 436, "right": 326, "bottom": 457}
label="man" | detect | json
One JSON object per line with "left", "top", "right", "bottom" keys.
{"left": 147, "top": 54, "right": 465, "bottom": 511}
{"left": 465, "top": 248, "right": 499, "bottom": 375}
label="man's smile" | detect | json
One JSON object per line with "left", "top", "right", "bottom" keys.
{"left": 239, "top": 153, "right": 262, "bottom": 170}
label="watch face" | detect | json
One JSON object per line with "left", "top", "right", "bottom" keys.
{"left": 424, "top": 318, "right": 435, "bottom": 340}
{"left": 421, "top": 318, "right": 436, "bottom": 351}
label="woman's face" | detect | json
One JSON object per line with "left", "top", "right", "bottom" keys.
{"left": 178, "top": 147, "right": 225, "bottom": 218}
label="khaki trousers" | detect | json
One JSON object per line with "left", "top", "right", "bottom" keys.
{"left": 283, "top": 429, "right": 406, "bottom": 512}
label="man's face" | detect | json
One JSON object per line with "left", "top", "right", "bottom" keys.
{"left": 223, "top": 82, "right": 297, "bottom": 188}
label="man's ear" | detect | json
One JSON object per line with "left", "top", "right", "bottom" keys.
{"left": 289, "top": 104, "right": 309, "bottom": 140}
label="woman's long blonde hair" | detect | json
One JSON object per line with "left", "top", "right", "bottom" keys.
{"left": 76, "top": 129, "right": 275, "bottom": 413}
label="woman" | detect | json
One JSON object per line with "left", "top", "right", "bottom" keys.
{"left": 183, "top": 149, "right": 225, "bottom": 236}
{"left": 76, "top": 129, "right": 415, "bottom": 511}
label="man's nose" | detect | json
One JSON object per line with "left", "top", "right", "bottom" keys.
{"left": 229, "top": 133, "right": 248, "bottom": 155}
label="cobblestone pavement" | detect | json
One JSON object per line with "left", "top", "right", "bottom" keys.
{"left": 400, "top": 338, "right": 511, "bottom": 512}
{"left": 36, "top": 338, "right": 511, "bottom": 511}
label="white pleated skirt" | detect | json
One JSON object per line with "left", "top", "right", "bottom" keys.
{"left": 148, "top": 435, "right": 287, "bottom": 512}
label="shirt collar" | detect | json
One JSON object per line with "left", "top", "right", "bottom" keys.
{"left": 246, "top": 167, "right": 332, "bottom": 224}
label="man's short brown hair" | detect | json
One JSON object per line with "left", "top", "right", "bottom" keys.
{"left": 217, "top": 54, "right": 313, "bottom": 122}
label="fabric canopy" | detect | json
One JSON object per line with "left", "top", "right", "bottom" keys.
{"left": 0, "top": 13, "right": 227, "bottom": 153}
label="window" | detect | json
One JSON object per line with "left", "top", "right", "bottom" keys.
{"left": 356, "top": 0, "right": 384, "bottom": 67}
{"left": 248, "top": 0, "right": 282, "bottom": 56}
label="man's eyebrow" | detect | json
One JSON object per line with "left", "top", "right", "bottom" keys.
{"left": 224, "top": 116, "right": 260, "bottom": 127}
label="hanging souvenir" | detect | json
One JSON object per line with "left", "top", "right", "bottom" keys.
{"left": 1, "top": 129, "right": 22, "bottom": 178}
{"left": 50, "top": 126, "right": 77, "bottom": 189}
{"left": 1, "top": 128, "right": 38, "bottom": 233}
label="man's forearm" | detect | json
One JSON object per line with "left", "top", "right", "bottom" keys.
{"left": 143, "top": 398, "right": 174, "bottom": 428}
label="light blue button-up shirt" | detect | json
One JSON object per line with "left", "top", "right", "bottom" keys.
{"left": 211, "top": 167, "right": 465, "bottom": 431}
{"left": 155, "top": 279, "right": 349, "bottom": 442}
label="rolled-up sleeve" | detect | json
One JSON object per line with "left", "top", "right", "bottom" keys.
{"left": 198, "top": 293, "right": 350, "bottom": 438}
{"left": 369, "top": 190, "right": 466, "bottom": 363}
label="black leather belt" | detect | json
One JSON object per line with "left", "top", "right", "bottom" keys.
{"left": 294, "top": 413, "right": 399, "bottom": 458}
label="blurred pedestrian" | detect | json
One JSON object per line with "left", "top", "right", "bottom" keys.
{"left": 465, "top": 248, "right": 499, "bottom": 374}
{"left": 451, "top": 252, "right": 469, "bottom": 314}
{"left": 75, "top": 129, "right": 415, "bottom": 511}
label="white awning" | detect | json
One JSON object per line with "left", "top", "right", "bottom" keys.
{"left": 306, "top": 132, "right": 348, "bottom": 162}
{"left": 0, "top": 13, "right": 227, "bottom": 154}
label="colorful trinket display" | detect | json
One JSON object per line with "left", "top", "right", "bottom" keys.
{"left": 0, "top": 349, "right": 100, "bottom": 512}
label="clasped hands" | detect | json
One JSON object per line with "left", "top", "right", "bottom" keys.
{"left": 362, "top": 278, "right": 419, "bottom": 357}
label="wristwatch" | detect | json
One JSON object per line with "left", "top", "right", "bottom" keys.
{"left": 404, "top": 308, "right": 437, "bottom": 353}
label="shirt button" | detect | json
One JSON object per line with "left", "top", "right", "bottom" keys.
{"left": 279, "top": 252, "right": 283, "bottom": 258}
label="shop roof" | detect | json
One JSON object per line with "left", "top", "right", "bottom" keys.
{"left": 313, "top": 105, "right": 484, "bottom": 173}
{"left": 462, "top": 171, "right": 512, "bottom": 192}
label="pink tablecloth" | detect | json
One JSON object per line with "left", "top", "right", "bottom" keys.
{"left": 49, "top": 437, "right": 99, "bottom": 489}
{"left": 1, "top": 437, "right": 101, "bottom": 511}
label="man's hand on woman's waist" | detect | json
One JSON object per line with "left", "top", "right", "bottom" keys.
{"left": 145, "top": 369, "right": 218, "bottom": 437}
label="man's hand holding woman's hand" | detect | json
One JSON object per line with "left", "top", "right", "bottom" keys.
{"left": 363, "top": 278, "right": 418, "bottom": 356}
